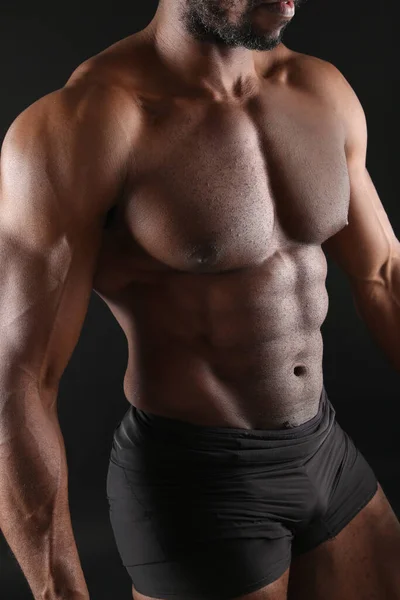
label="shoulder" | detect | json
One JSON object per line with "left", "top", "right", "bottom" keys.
{"left": 3, "top": 54, "right": 139, "bottom": 181}
{"left": 288, "top": 52, "right": 365, "bottom": 127}
{"left": 284, "top": 49, "right": 367, "bottom": 149}
{"left": 5, "top": 60, "right": 136, "bottom": 149}
{"left": 65, "top": 30, "right": 148, "bottom": 95}
{"left": 1, "top": 59, "right": 138, "bottom": 228}
{"left": 64, "top": 54, "right": 139, "bottom": 124}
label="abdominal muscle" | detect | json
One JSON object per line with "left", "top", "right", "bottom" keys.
{"left": 120, "top": 245, "right": 329, "bottom": 430}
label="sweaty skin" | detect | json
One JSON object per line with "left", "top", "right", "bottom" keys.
{"left": 2, "top": 6, "right": 400, "bottom": 598}
{"left": 83, "top": 33, "right": 350, "bottom": 430}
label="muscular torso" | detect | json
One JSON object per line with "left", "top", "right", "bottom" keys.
{"left": 91, "top": 36, "right": 350, "bottom": 429}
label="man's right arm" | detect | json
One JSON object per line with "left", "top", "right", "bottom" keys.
{"left": 0, "top": 78, "right": 133, "bottom": 599}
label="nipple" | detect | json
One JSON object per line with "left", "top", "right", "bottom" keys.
{"left": 189, "top": 242, "right": 220, "bottom": 268}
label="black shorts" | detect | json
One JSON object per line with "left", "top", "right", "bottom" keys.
{"left": 106, "top": 385, "right": 378, "bottom": 599}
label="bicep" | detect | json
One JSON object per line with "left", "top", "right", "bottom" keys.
{"left": 322, "top": 166, "right": 399, "bottom": 282}
{"left": 0, "top": 90, "right": 122, "bottom": 401}
{"left": 0, "top": 223, "right": 102, "bottom": 397}
{"left": 322, "top": 69, "right": 399, "bottom": 282}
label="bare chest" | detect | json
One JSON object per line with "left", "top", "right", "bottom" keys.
{"left": 93, "top": 89, "right": 350, "bottom": 292}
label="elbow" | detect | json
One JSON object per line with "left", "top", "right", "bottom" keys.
{"left": 350, "top": 247, "right": 400, "bottom": 323}
{"left": 350, "top": 242, "right": 400, "bottom": 294}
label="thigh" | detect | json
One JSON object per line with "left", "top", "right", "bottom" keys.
{"left": 132, "top": 568, "right": 290, "bottom": 599}
{"left": 127, "top": 537, "right": 291, "bottom": 600}
{"left": 288, "top": 483, "right": 400, "bottom": 600}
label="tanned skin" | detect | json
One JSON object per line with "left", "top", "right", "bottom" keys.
{"left": 1, "top": 0, "right": 400, "bottom": 598}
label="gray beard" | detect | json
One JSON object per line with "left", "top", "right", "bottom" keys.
{"left": 182, "top": 0, "right": 300, "bottom": 50}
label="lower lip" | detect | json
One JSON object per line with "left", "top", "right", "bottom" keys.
{"left": 255, "top": 1, "right": 295, "bottom": 18}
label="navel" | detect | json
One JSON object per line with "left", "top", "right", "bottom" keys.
{"left": 293, "top": 365, "right": 307, "bottom": 377}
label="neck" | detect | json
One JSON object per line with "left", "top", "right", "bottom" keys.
{"left": 141, "top": 0, "right": 285, "bottom": 100}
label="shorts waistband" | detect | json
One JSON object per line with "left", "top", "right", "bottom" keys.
{"left": 112, "top": 385, "right": 335, "bottom": 467}
{"left": 134, "top": 385, "right": 328, "bottom": 440}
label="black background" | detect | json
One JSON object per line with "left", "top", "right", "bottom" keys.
{"left": 0, "top": 1, "right": 399, "bottom": 598}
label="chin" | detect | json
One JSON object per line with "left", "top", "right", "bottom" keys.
{"left": 240, "top": 30, "right": 283, "bottom": 51}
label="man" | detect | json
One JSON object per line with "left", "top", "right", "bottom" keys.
{"left": 0, "top": 0, "right": 399, "bottom": 598}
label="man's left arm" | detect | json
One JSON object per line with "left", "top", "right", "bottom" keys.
{"left": 321, "top": 65, "right": 400, "bottom": 372}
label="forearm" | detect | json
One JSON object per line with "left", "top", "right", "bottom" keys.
{"left": 350, "top": 252, "right": 400, "bottom": 373}
{"left": 0, "top": 381, "right": 89, "bottom": 600}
